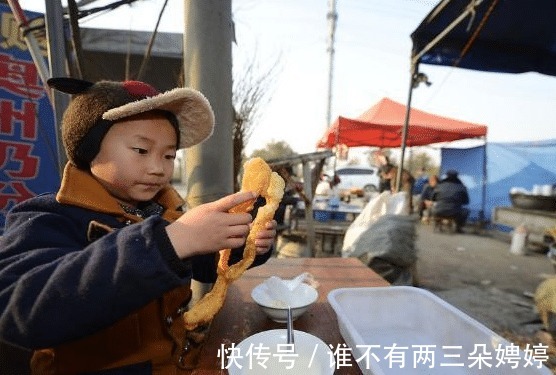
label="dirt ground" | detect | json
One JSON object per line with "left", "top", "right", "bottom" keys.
{"left": 414, "top": 222, "right": 553, "bottom": 336}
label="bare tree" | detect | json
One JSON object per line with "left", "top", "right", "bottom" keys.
{"left": 232, "top": 55, "right": 279, "bottom": 190}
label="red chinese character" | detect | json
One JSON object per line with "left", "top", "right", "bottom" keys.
{"left": 0, "top": 141, "right": 39, "bottom": 178}
{"left": 0, "top": 52, "right": 45, "bottom": 100}
{"left": 0, "top": 99, "right": 38, "bottom": 140}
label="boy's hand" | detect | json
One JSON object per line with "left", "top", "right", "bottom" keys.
{"left": 167, "top": 191, "right": 257, "bottom": 258}
{"left": 254, "top": 220, "right": 277, "bottom": 255}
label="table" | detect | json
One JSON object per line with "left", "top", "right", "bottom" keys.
{"left": 185, "top": 257, "right": 389, "bottom": 374}
{"left": 493, "top": 206, "right": 556, "bottom": 245}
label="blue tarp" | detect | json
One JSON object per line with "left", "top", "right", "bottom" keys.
{"left": 440, "top": 139, "right": 556, "bottom": 224}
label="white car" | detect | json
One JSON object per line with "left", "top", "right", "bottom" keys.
{"left": 334, "top": 166, "right": 381, "bottom": 196}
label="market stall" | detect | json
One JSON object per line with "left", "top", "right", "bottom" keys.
{"left": 411, "top": 0, "right": 556, "bottom": 240}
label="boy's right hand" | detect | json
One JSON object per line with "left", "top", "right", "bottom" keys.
{"left": 166, "top": 191, "right": 257, "bottom": 259}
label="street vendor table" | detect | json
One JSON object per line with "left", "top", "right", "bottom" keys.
{"left": 185, "top": 257, "right": 389, "bottom": 374}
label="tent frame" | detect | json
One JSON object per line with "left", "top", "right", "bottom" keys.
{"left": 399, "top": 0, "right": 488, "bottom": 221}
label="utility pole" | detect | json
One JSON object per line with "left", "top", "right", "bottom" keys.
{"left": 182, "top": 0, "right": 234, "bottom": 308}
{"left": 182, "top": 0, "right": 234, "bottom": 208}
{"left": 44, "top": 0, "right": 70, "bottom": 173}
{"left": 325, "top": 0, "right": 337, "bottom": 130}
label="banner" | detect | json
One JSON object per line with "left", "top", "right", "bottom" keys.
{"left": 0, "top": 4, "right": 60, "bottom": 234}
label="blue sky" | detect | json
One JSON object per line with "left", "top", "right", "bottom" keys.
{"left": 18, "top": 0, "right": 556, "bottom": 160}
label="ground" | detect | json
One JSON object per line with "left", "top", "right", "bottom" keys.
{"left": 414, "top": 222, "right": 552, "bottom": 338}
{"left": 413, "top": 222, "right": 556, "bottom": 372}
{"left": 276, "top": 213, "right": 556, "bottom": 372}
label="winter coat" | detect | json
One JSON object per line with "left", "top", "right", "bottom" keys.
{"left": 0, "top": 163, "right": 270, "bottom": 374}
{"left": 431, "top": 177, "right": 469, "bottom": 217}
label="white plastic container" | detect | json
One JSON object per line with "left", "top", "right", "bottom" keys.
{"left": 328, "top": 287, "right": 551, "bottom": 374}
{"left": 510, "top": 225, "right": 528, "bottom": 255}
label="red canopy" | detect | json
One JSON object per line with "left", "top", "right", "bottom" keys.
{"left": 317, "top": 97, "right": 487, "bottom": 148}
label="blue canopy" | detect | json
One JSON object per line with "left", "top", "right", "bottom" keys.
{"left": 411, "top": 0, "right": 556, "bottom": 76}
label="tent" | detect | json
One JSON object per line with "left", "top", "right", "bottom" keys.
{"left": 316, "top": 97, "right": 487, "bottom": 149}
{"left": 385, "top": 0, "right": 556, "bottom": 191}
{"left": 408, "top": 0, "right": 556, "bottom": 222}
{"left": 441, "top": 140, "right": 556, "bottom": 223}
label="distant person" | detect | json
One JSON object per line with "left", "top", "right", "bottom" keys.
{"left": 431, "top": 170, "right": 469, "bottom": 233}
{"left": 272, "top": 165, "right": 304, "bottom": 228}
{"left": 412, "top": 168, "right": 429, "bottom": 214}
{"left": 373, "top": 151, "right": 415, "bottom": 213}
{"left": 418, "top": 174, "right": 439, "bottom": 222}
{"left": 372, "top": 151, "right": 394, "bottom": 192}
{"left": 315, "top": 173, "right": 341, "bottom": 197}
{"left": 412, "top": 168, "right": 429, "bottom": 196}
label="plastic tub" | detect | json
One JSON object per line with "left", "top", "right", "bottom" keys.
{"left": 328, "top": 286, "right": 551, "bottom": 374}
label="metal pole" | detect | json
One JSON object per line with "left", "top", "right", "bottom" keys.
{"left": 6, "top": 0, "right": 51, "bottom": 99}
{"left": 325, "top": 0, "right": 337, "bottom": 130}
{"left": 480, "top": 138, "right": 487, "bottom": 224}
{"left": 44, "top": 0, "right": 70, "bottom": 173}
{"left": 396, "top": 64, "right": 415, "bottom": 191}
{"left": 302, "top": 161, "right": 315, "bottom": 257}
{"left": 183, "top": 0, "right": 233, "bottom": 207}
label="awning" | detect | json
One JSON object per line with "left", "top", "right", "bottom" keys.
{"left": 411, "top": 0, "right": 556, "bottom": 75}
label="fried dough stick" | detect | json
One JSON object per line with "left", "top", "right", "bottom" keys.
{"left": 183, "top": 158, "right": 285, "bottom": 330}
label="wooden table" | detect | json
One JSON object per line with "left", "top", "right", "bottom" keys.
{"left": 186, "top": 257, "right": 389, "bottom": 374}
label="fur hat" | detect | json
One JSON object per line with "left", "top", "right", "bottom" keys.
{"left": 47, "top": 77, "right": 215, "bottom": 169}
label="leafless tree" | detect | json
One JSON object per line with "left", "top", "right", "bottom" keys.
{"left": 232, "top": 55, "right": 280, "bottom": 190}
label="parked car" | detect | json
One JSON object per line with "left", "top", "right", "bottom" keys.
{"left": 334, "top": 166, "right": 381, "bottom": 197}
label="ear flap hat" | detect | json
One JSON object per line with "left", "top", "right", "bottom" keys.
{"left": 47, "top": 77, "right": 215, "bottom": 169}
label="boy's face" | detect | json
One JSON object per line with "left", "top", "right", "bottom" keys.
{"left": 90, "top": 112, "right": 178, "bottom": 207}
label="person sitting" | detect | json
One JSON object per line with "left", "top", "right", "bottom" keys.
{"left": 431, "top": 170, "right": 469, "bottom": 233}
{"left": 418, "top": 174, "right": 438, "bottom": 222}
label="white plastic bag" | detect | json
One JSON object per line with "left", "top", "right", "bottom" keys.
{"left": 342, "top": 191, "right": 410, "bottom": 259}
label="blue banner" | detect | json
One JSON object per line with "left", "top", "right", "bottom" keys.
{"left": 0, "top": 4, "right": 60, "bottom": 234}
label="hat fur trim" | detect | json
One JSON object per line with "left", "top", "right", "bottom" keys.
{"left": 103, "top": 87, "right": 214, "bottom": 148}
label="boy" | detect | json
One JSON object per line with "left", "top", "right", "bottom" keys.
{"left": 0, "top": 78, "right": 276, "bottom": 374}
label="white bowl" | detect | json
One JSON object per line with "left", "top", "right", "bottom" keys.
{"left": 227, "top": 329, "right": 335, "bottom": 375}
{"left": 251, "top": 282, "right": 318, "bottom": 322}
